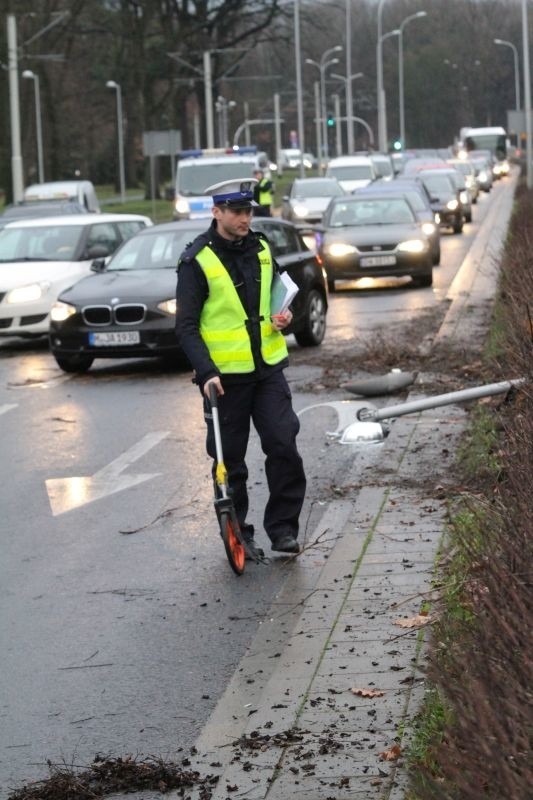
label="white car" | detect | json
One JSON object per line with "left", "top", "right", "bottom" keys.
{"left": 0, "top": 213, "right": 152, "bottom": 338}
{"left": 325, "top": 155, "right": 378, "bottom": 192}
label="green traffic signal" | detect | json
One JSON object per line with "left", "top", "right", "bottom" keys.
{"left": 327, "top": 117, "right": 335, "bottom": 127}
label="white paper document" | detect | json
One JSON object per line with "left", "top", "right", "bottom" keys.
{"left": 270, "top": 271, "right": 299, "bottom": 316}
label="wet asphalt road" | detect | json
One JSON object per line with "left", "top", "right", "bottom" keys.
{"left": 0, "top": 185, "right": 500, "bottom": 796}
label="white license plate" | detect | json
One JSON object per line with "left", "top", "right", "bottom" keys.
{"left": 89, "top": 331, "right": 140, "bottom": 346}
{"left": 360, "top": 255, "right": 397, "bottom": 267}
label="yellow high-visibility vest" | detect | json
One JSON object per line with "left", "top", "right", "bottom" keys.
{"left": 196, "top": 242, "right": 288, "bottom": 373}
{"left": 257, "top": 178, "right": 273, "bottom": 206}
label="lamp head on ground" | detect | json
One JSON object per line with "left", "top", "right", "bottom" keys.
{"left": 22, "top": 69, "right": 36, "bottom": 80}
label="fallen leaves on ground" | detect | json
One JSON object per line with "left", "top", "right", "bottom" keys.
{"left": 350, "top": 687, "right": 386, "bottom": 698}
{"left": 379, "top": 744, "right": 402, "bottom": 761}
{"left": 394, "top": 612, "right": 432, "bottom": 628}
{"left": 7, "top": 755, "right": 218, "bottom": 800}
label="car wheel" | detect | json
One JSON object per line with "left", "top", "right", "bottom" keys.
{"left": 327, "top": 278, "right": 336, "bottom": 293}
{"left": 54, "top": 354, "right": 94, "bottom": 373}
{"left": 465, "top": 212, "right": 472, "bottom": 223}
{"left": 433, "top": 246, "right": 441, "bottom": 266}
{"left": 415, "top": 269, "right": 433, "bottom": 288}
{"left": 453, "top": 218, "right": 463, "bottom": 234}
{"left": 293, "top": 288, "right": 327, "bottom": 347}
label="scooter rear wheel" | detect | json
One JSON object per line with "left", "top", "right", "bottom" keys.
{"left": 220, "top": 512, "right": 245, "bottom": 575}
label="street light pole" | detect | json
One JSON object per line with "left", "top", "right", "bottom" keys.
{"left": 376, "top": 0, "right": 389, "bottom": 152}
{"left": 494, "top": 38, "right": 521, "bottom": 111}
{"left": 22, "top": 70, "right": 44, "bottom": 183}
{"left": 521, "top": 0, "right": 532, "bottom": 188}
{"left": 106, "top": 81, "right": 126, "bottom": 203}
{"left": 306, "top": 45, "right": 342, "bottom": 164}
{"left": 7, "top": 15, "right": 24, "bottom": 203}
{"left": 399, "top": 11, "right": 427, "bottom": 149}
{"left": 377, "top": 28, "right": 400, "bottom": 151}
{"left": 331, "top": 71, "right": 364, "bottom": 151}
{"left": 345, "top": 0, "right": 354, "bottom": 153}
{"left": 294, "top": 0, "right": 306, "bottom": 177}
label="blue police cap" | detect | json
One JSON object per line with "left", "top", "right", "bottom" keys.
{"left": 205, "top": 178, "right": 259, "bottom": 208}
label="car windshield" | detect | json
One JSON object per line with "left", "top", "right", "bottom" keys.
{"left": 291, "top": 180, "right": 343, "bottom": 198}
{"left": 397, "top": 190, "right": 425, "bottom": 212}
{"left": 107, "top": 229, "right": 198, "bottom": 271}
{"left": 372, "top": 159, "right": 393, "bottom": 178}
{"left": 0, "top": 224, "right": 84, "bottom": 262}
{"left": 177, "top": 162, "right": 255, "bottom": 195}
{"left": 421, "top": 175, "right": 455, "bottom": 194}
{"left": 328, "top": 198, "right": 415, "bottom": 227}
{"left": 328, "top": 165, "right": 373, "bottom": 180}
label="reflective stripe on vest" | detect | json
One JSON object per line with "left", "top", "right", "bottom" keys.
{"left": 258, "top": 179, "right": 273, "bottom": 206}
{"left": 196, "top": 242, "right": 288, "bottom": 373}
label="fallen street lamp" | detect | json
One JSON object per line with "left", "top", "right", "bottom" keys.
{"left": 22, "top": 69, "right": 44, "bottom": 183}
{"left": 106, "top": 80, "right": 126, "bottom": 203}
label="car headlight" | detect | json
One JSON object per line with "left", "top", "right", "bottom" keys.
{"left": 446, "top": 198, "right": 459, "bottom": 211}
{"left": 478, "top": 170, "right": 488, "bottom": 182}
{"left": 293, "top": 203, "right": 309, "bottom": 218}
{"left": 6, "top": 281, "right": 51, "bottom": 304}
{"left": 51, "top": 301, "right": 77, "bottom": 322}
{"left": 435, "top": 213, "right": 441, "bottom": 224}
{"left": 157, "top": 299, "right": 177, "bottom": 315}
{"left": 324, "top": 242, "right": 358, "bottom": 257}
{"left": 397, "top": 239, "right": 427, "bottom": 254}
{"left": 459, "top": 191, "right": 469, "bottom": 204}
{"left": 174, "top": 196, "right": 190, "bottom": 215}
{"left": 422, "top": 222, "right": 436, "bottom": 236}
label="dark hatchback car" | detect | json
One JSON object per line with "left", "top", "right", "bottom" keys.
{"left": 49, "top": 217, "right": 328, "bottom": 373}
{"left": 415, "top": 170, "right": 464, "bottom": 234}
{"left": 355, "top": 178, "right": 441, "bottom": 265}
{"left": 318, "top": 193, "right": 433, "bottom": 290}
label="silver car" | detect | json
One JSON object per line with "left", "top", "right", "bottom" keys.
{"left": 281, "top": 177, "right": 345, "bottom": 224}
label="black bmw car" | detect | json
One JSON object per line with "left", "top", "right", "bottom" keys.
{"left": 49, "top": 218, "right": 328, "bottom": 373}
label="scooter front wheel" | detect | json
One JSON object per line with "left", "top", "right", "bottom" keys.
{"left": 220, "top": 511, "right": 245, "bottom": 575}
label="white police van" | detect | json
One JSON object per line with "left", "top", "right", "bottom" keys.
{"left": 172, "top": 147, "right": 271, "bottom": 220}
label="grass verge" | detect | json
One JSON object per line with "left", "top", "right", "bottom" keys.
{"left": 404, "top": 179, "right": 533, "bottom": 799}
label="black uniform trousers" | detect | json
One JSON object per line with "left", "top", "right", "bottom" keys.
{"left": 204, "top": 370, "right": 306, "bottom": 543}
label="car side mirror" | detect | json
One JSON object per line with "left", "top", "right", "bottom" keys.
{"left": 86, "top": 243, "right": 111, "bottom": 259}
{"left": 90, "top": 258, "right": 106, "bottom": 272}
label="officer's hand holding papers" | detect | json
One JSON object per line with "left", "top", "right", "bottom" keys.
{"left": 270, "top": 271, "right": 299, "bottom": 317}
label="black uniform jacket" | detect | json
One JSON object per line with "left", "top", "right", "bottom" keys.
{"left": 175, "top": 220, "right": 288, "bottom": 389}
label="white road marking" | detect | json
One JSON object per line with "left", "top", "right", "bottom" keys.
{"left": 46, "top": 431, "right": 169, "bottom": 516}
{"left": 0, "top": 403, "right": 18, "bottom": 416}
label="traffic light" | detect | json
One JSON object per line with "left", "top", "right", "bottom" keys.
{"left": 392, "top": 139, "right": 403, "bottom": 151}
{"left": 327, "top": 116, "right": 335, "bottom": 128}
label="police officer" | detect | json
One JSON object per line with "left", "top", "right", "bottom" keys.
{"left": 252, "top": 169, "right": 274, "bottom": 217}
{"left": 175, "top": 178, "right": 306, "bottom": 559}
